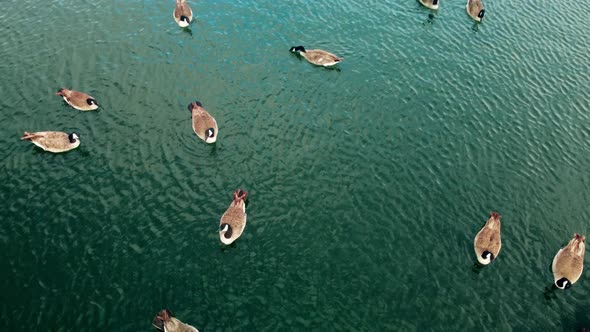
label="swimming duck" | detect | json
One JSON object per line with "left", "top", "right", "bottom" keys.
{"left": 289, "top": 46, "right": 343, "bottom": 67}
{"left": 152, "top": 309, "right": 199, "bottom": 332}
{"left": 187, "top": 101, "right": 218, "bottom": 144}
{"left": 473, "top": 212, "right": 502, "bottom": 265}
{"left": 466, "top": 0, "right": 485, "bottom": 22}
{"left": 173, "top": 0, "right": 193, "bottom": 27}
{"left": 21, "top": 131, "right": 80, "bottom": 153}
{"left": 55, "top": 88, "right": 99, "bottom": 111}
{"left": 419, "top": 0, "right": 439, "bottom": 10}
{"left": 219, "top": 189, "right": 248, "bottom": 245}
{"left": 552, "top": 233, "right": 585, "bottom": 289}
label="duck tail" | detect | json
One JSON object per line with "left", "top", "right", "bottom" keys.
{"left": 490, "top": 212, "right": 501, "bottom": 220}
{"left": 187, "top": 100, "right": 203, "bottom": 112}
{"left": 233, "top": 189, "right": 248, "bottom": 203}
{"left": 152, "top": 309, "right": 173, "bottom": 331}
{"left": 55, "top": 88, "right": 66, "bottom": 96}
{"left": 21, "top": 132, "right": 38, "bottom": 140}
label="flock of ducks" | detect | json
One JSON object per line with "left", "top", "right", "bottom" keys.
{"left": 19, "top": 0, "right": 487, "bottom": 154}
{"left": 420, "top": 0, "right": 486, "bottom": 22}
{"left": 17, "top": 0, "right": 585, "bottom": 330}
{"left": 20, "top": 88, "right": 96, "bottom": 152}
{"left": 474, "top": 212, "right": 586, "bottom": 290}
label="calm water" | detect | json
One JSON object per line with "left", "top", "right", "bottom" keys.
{"left": 1, "top": 0, "right": 589, "bottom": 330}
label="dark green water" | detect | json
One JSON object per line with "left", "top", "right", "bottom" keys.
{"left": 1, "top": 0, "right": 590, "bottom": 330}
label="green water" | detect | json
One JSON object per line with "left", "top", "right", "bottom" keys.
{"left": 1, "top": 0, "right": 590, "bottom": 330}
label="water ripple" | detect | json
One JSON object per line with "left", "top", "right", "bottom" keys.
{"left": 1, "top": 0, "right": 590, "bottom": 330}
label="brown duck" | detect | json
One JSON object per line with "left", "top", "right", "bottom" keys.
{"left": 473, "top": 212, "right": 502, "bottom": 265}
{"left": 289, "top": 46, "right": 343, "bottom": 67}
{"left": 56, "top": 88, "right": 99, "bottom": 111}
{"left": 173, "top": 0, "right": 193, "bottom": 27}
{"left": 187, "top": 101, "right": 218, "bottom": 144}
{"left": 419, "top": 0, "right": 439, "bottom": 10}
{"left": 21, "top": 131, "right": 80, "bottom": 153}
{"left": 552, "top": 233, "right": 585, "bottom": 289}
{"left": 466, "top": 0, "right": 485, "bottom": 22}
{"left": 219, "top": 189, "right": 248, "bottom": 245}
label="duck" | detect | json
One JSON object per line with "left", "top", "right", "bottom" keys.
{"left": 552, "top": 233, "right": 585, "bottom": 289}
{"left": 152, "top": 309, "right": 199, "bottom": 332}
{"left": 219, "top": 189, "right": 248, "bottom": 245}
{"left": 473, "top": 212, "right": 502, "bottom": 265}
{"left": 55, "top": 88, "right": 99, "bottom": 111}
{"left": 466, "top": 0, "right": 485, "bottom": 22}
{"left": 21, "top": 131, "right": 80, "bottom": 153}
{"left": 173, "top": 0, "right": 193, "bottom": 27}
{"left": 187, "top": 101, "right": 218, "bottom": 143}
{"left": 419, "top": 0, "right": 439, "bottom": 10}
{"left": 289, "top": 46, "right": 343, "bottom": 67}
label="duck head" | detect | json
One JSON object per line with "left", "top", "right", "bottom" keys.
{"left": 205, "top": 128, "right": 216, "bottom": 143}
{"left": 477, "top": 9, "right": 485, "bottom": 21}
{"left": 68, "top": 133, "right": 80, "bottom": 144}
{"left": 479, "top": 250, "right": 494, "bottom": 265}
{"left": 220, "top": 223, "right": 233, "bottom": 240}
{"left": 179, "top": 15, "right": 190, "bottom": 27}
{"left": 87, "top": 98, "right": 98, "bottom": 107}
{"left": 181, "top": 15, "right": 190, "bottom": 25}
{"left": 289, "top": 46, "right": 306, "bottom": 53}
{"left": 555, "top": 277, "right": 571, "bottom": 290}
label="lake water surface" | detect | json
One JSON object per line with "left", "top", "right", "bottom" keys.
{"left": 1, "top": 0, "right": 589, "bottom": 330}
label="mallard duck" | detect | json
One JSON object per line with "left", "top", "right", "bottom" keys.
{"left": 55, "top": 88, "right": 99, "bottom": 111}
{"left": 466, "top": 0, "right": 485, "bottom": 22}
{"left": 419, "top": 0, "right": 439, "bottom": 10}
{"left": 21, "top": 131, "right": 80, "bottom": 153}
{"left": 289, "top": 46, "right": 343, "bottom": 67}
{"left": 187, "top": 101, "right": 218, "bottom": 144}
{"left": 173, "top": 0, "right": 193, "bottom": 27}
{"left": 219, "top": 189, "right": 248, "bottom": 245}
{"left": 473, "top": 212, "right": 502, "bottom": 265}
{"left": 152, "top": 309, "right": 199, "bottom": 332}
{"left": 552, "top": 233, "right": 585, "bottom": 289}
